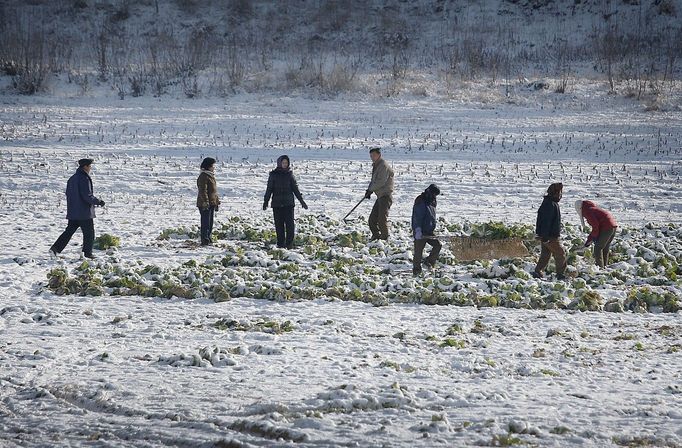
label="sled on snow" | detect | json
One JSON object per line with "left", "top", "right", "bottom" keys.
{"left": 448, "top": 236, "right": 530, "bottom": 261}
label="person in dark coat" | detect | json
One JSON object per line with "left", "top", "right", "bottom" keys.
{"left": 533, "top": 182, "right": 567, "bottom": 280}
{"left": 197, "top": 157, "right": 220, "bottom": 246}
{"left": 263, "top": 155, "right": 308, "bottom": 249}
{"left": 575, "top": 200, "right": 618, "bottom": 267}
{"left": 49, "top": 158, "right": 105, "bottom": 259}
{"left": 411, "top": 184, "right": 442, "bottom": 276}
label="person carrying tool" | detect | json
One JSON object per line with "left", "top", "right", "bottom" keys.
{"left": 411, "top": 184, "right": 442, "bottom": 276}
{"left": 533, "top": 182, "right": 567, "bottom": 280}
{"left": 575, "top": 200, "right": 618, "bottom": 267}
{"left": 365, "top": 147, "right": 394, "bottom": 241}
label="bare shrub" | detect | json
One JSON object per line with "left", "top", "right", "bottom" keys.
{"left": 225, "top": 39, "right": 246, "bottom": 88}
{"left": 14, "top": 30, "right": 49, "bottom": 94}
{"left": 315, "top": 0, "right": 351, "bottom": 33}
{"left": 658, "top": 0, "right": 676, "bottom": 16}
{"left": 174, "top": 0, "right": 198, "bottom": 14}
{"left": 1, "top": 59, "right": 19, "bottom": 76}
{"left": 182, "top": 74, "right": 199, "bottom": 98}
{"left": 128, "top": 73, "right": 145, "bottom": 97}
{"left": 110, "top": 0, "right": 130, "bottom": 22}
{"left": 228, "top": 0, "right": 253, "bottom": 20}
{"left": 324, "top": 57, "right": 360, "bottom": 94}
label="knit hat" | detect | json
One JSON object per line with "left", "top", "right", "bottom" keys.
{"left": 426, "top": 183, "right": 441, "bottom": 196}
{"left": 200, "top": 157, "right": 216, "bottom": 170}
{"left": 78, "top": 158, "right": 94, "bottom": 167}
{"left": 369, "top": 147, "right": 381, "bottom": 154}
{"left": 575, "top": 200, "right": 585, "bottom": 227}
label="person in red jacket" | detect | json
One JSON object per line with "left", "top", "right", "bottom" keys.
{"left": 575, "top": 200, "right": 618, "bottom": 267}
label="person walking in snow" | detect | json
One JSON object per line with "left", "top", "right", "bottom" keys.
{"left": 575, "top": 200, "right": 618, "bottom": 267}
{"left": 263, "top": 155, "right": 308, "bottom": 249}
{"left": 411, "top": 184, "right": 442, "bottom": 276}
{"left": 533, "top": 182, "right": 567, "bottom": 280}
{"left": 197, "top": 157, "right": 220, "bottom": 246}
{"left": 365, "top": 147, "right": 394, "bottom": 241}
{"left": 49, "top": 158, "right": 105, "bottom": 259}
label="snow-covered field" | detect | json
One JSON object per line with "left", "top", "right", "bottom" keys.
{"left": 1, "top": 92, "right": 681, "bottom": 447}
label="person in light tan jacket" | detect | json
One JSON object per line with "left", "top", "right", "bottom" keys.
{"left": 197, "top": 157, "right": 220, "bottom": 246}
{"left": 364, "top": 147, "right": 394, "bottom": 240}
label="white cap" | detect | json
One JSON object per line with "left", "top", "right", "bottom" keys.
{"left": 575, "top": 200, "right": 585, "bottom": 227}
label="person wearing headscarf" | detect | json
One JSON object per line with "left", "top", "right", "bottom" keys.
{"left": 197, "top": 157, "right": 220, "bottom": 246}
{"left": 533, "top": 182, "right": 566, "bottom": 280}
{"left": 575, "top": 200, "right": 618, "bottom": 267}
{"left": 263, "top": 155, "right": 308, "bottom": 249}
{"left": 411, "top": 184, "right": 441, "bottom": 276}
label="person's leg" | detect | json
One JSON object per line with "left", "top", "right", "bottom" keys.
{"left": 413, "top": 239, "right": 426, "bottom": 275}
{"left": 601, "top": 228, "right": 616, "bottom": 266}
{"left": 207, "top": 207, "right": 215, "bottom": 242}
{"left": 51, "top": 220, "right": 81, "bottom": 253}
{"left": 547, "top": 239, "right": 567, "bottom": 276}
{"left": 284, "top": 207, "right": 295, "bottom": 248}
{"left": 593, "top": 229, "right": 615, "bottom": 267}
{"left": 81, "top": 219, "right": 95, "bottom": 256}
{"left": 368, "top": 200, "right": 380, "bottom": 239}
{"left": 423, "top": 238, "right": 442, "bottom": 266}
{"left": 377, "top": 195, "right": 392, "bottom": 239}
{"left": 534, "top": 241, "right": 552, "bottom": 276}
{"left": 199, "top": 208, "right": 210, "bottom": 243}
{"left": 273, "top": 207, "right": 286, "bottom": 248}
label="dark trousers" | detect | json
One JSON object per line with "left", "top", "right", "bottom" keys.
{"left": 199, "top": 207, "right": 215, "bottom": 243}
{"left": 413, "top": 237, "right": 442, "bottom": 274}
{"left": 535, "top": 239, "right": 567, "bottom": 276}
{"left": 369, "top": 195, "right": 392, "bottom": 239}
{"left": 273, "top": 206, "right": 295, "bottom": 248}
{"left": 594, "top": 228, "right": 616, "bottom": 267}
{"left": 51, "top": 219, "right": 95, "bottom": 255}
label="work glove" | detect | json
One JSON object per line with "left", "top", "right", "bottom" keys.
{"left": 414, "top": 228, "right": 423, "bottom": 240}
{"left": 98, "top": 200, "right": 106, "bottom": 207}
{"left": 301, "top": 201, "right": 308, "bottom": 210}
{"left": 263, "top": 202, "right": 268, "bottom": 211}
{"left": 364, "top": 190, "right": 372, "bottom": 200}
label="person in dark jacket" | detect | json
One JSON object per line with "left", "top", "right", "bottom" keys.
{"left": 575, "top": 200, "right": 618, "bottom": 267}
{"left": 197, "top": 157, "right": 220, "bottom": 246}
{"left": 263, "top": 155, "right": 308, "bottom": 249}
{"left": 49, "top": 158, "right": 105, "bottom": 259}
{"left": 533, "top": 182, "right": 566, "bottom": 280}
{"left": 411, "top": 184, "right": 442, "bottom": 276}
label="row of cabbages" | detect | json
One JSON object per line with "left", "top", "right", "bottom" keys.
{"left": 46, "top": 216, "right": 681, "bottom": 313}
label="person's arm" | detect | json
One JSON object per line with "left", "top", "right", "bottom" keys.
{"left": 551, "top": 204, "right": 561, "bottom": 238}
{"left": 535, "top": 204, "right": 549, "bottom": 241}
{"left": 291, "top": 175, "right": 307, "bottom": 208}
{"left": 369, "top": 162, "right": 390, "bottom": 193}
{"left": 584, "top": 209, "right": 600, "bottom": 245}
{"left": 263, "top": 174, "right": 273, "bottom": 209}
{"left": 197, "top": 175, "right": 209, "bottom": 209}
{"left": 412, "top": 201, "right": 426, "bottom": 238}
{"left": 79, "top": 175, "right": 100, "bottom": 205}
